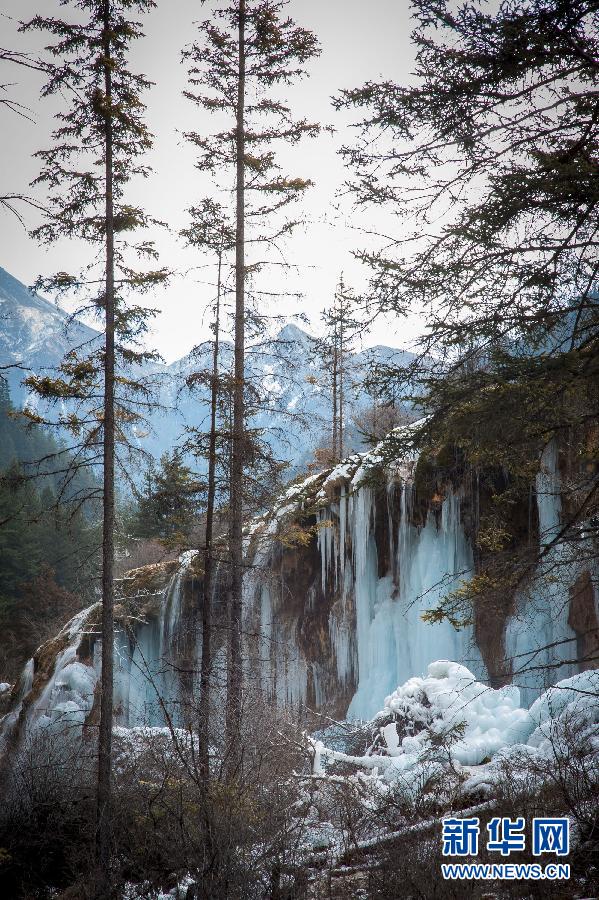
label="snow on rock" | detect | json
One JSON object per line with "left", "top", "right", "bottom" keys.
{"left": 381, "top": 660, "right": 528, "bottom": 767}
{"left": 322, "top": 457, "right": 362, "bottom": 492}
{"left": 528, "top": 669, "right": 599, "bottom": 731}
{"left": 259, "top": 416, "right": 426, "bottom": 523}
{"left": 318, "top": 418, "right": 426, "bottom": 494}
{"left": 462, "top": 672, "right": 599, "bottom": 797}
{"left": 315, "top": 662, "right": 599, "bottom": 795}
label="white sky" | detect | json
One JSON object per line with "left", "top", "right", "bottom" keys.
{"left": 0, "top": 0, "right": 422, "bottom": 363}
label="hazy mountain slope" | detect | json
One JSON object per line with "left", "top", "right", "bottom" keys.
{"left": 0, "top": 267, "right": 99, "bottom": 407}
{"left": 0, "top": 266, "right": 415, "bottom": 475}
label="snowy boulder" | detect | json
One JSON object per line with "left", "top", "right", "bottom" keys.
{"left": 315, "top": 661, "right": 531, "bottom": 790}
{"left": 380, "top": 660, "right": 529, "bottom": 767}
{"left": 315, "top": 661, "right": 599, "bottom": 800}
{"left": 461, "top": 743, "right": 544, "bottom": 797}
{"left": 526, "top": 669, "right": 599, "bottom": 752}
{"left": 460, "top": 672, "right": 599, "bottom": 797}
{"left": 528, "top": 669, "right": 599, "bottom": 730}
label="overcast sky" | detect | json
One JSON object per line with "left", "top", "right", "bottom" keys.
{"left": 1, "top": 0, "right": 420, "bottom": 362}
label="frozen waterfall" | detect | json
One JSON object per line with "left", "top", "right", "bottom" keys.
{"left": 311, "top": 470, "right": 485, "bottom": 721}
{"left": 505, "top": 441, "right": 580, "bottom": 705}
{"left": 2, "top": 440, "right": 591, "bottom": 747}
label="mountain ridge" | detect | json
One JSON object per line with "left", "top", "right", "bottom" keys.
{"left": 0, "top": 266, "right": 415, "bottom": 473}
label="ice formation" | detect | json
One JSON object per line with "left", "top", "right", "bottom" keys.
{"left": 0, "top": 552, "right": 199, "bottom": 755}
{"left": 314, "top": 663, "right": 599, "bottom": 794}
{"left": 505, "top": 441, "right": 581, "bottom": 704}
{"left": 254, "top": 429, "right": 592, "bottom": 719}
{"left": 242, "top": 423, "right": 486, "bottom": 718}
{"left": 346, "top": 484, "right": 483, "bottom": 719}
{"left": 112, "top": 550, "right": 199, "bottom": 727}
{"left": 1, "top": 429, "right": 596, "bottom": 752}
{"left": 0, "top": 607, "right": 99, "bottom": 757}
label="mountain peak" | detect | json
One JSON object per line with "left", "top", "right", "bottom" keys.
{"left": 277, "top": 322, "right": 312, "bottom": 344}
{"left": 0, "top": 266, "right": 58, "bottom": 317}
{"left": 0, "top": 266, "right": 415, "bottom": 472}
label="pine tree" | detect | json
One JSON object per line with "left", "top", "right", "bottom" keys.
{"left": 182, "top": 0, "right": 321, "bottom": 751}
{"left": 132, "top": 452, "right": 203, "bottom": 544}
{"left": 316, "top": 276, "right": 359, "bottom": 461}
{"left": 336, "top": 0, "right": 599, "bottom": 646}
{"left": 22, "top": 2, "right": 166, "bottom": 889}
{"left": 181, "top": 199, "right": 236, "bottom": 779}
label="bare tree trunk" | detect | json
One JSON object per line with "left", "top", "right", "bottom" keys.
{"left": 226, "top": 0, "right": 246, "bottom": 759}
{"left": 199, "top": 244, "right": 222, "bottom": 779}
{"left": 331, "top": 327, "right": 338, "bottom": 461}
{"left": 196, "top": 247, "right": 222, "bottom": 896}
{"left": 339, "top": 296, "right": 344, "bottom": 460}
{"left": 96, "top": 1, "right": 115, "bottom": 893}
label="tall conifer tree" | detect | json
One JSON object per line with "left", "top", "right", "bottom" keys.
{"left": 316, "top": 277, "right": 358, "bottom": 461}
{"left": 336, "top": 0, "right": 599, "bottom": 652}
{"left": 181, "top": 199, "right": 236, "bottom": 778}
{"left": 183, "top": 0, "right": 321, "bottom": 748}
{"left": 23, "top": 2, "right": 165, "bottom": 889}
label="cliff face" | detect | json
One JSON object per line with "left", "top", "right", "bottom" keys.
{"left": 568, "top": 569, "right": 599, "bottom": 672}
{"left": 1, "top": 433, "right": 597, "bottom": 751}
{"left": 242, "top": 464, "right": 483, "bottom": 721}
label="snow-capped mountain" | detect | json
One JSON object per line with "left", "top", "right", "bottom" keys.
{"left": 0, "top": 267, "right": 99, "bottom": 407}
{"left": 0, "top": 266, "right": 415, "bottom": 475}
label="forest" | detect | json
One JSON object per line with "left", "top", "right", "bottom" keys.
{"left": 0, "top": 1, "right": 597, "bottom": 898}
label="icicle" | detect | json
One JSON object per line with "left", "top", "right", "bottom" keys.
{"left": 329, "top": 607, "right": 352, "bottom": 684}
{"left": 317, "top": 508, "right": 327, "bottom": 593}
{"left": 339, "top": 484, "right": 347, "bottom": 580}
{"left": 347, "top": 480, "right": 483, "bottom": 720}
{"left": 161, "top": 549, "right": 198, "bottom": 650}
{"left": 505, "top": 441, "right": 578, "bottom": 705}
{"left": 536, "top": 440, "right": 561, "bottom": 546}
{"left": 110, "top": 550, "right": 200, "bottom": 728}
